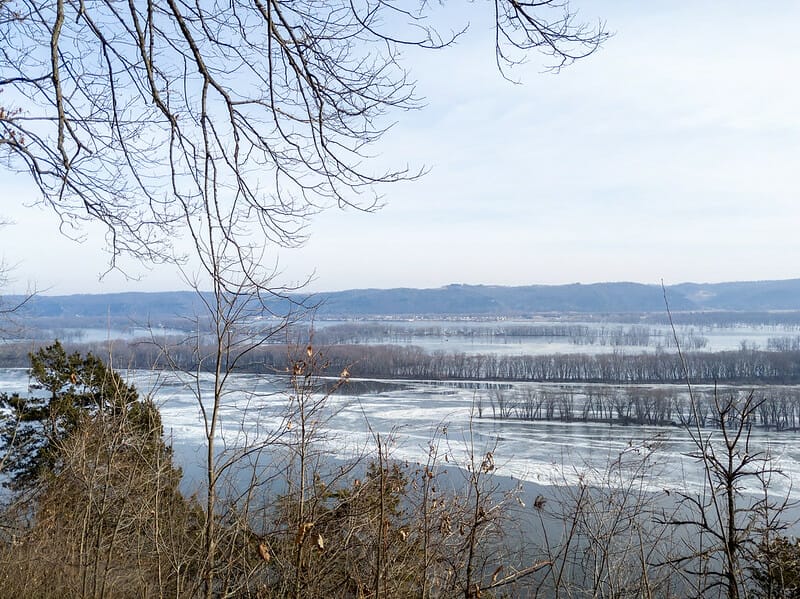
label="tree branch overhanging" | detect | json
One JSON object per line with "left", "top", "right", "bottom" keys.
{"left": 0, "top": 0, "right": 607, "bottom": 269}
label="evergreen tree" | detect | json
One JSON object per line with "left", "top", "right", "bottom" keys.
{"left": 0, "top": 340, "right": 161, "bottom": 489}
{"left": 0, "top": 342, "right": 199, "bottom": 597}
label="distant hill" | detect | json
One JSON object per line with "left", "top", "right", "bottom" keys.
{"left": 305, "top": 282, "right": 697, "bottom": 315}
{"left": 669, "top": 280, "right": 800, "bottom": 311}
{"left": 6, "top": 291, "right": 206, "bottom": 321}
{"left": 5, "top": 279, "right": 800, "bottom": 321}
{"left": 296, "top": 279, "right": 800, "bottom": 315}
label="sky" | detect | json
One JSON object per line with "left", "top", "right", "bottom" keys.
{"left": 3, "top": 1, "right": 800, "bottom": 295}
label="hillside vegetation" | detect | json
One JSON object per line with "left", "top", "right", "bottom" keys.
{"left": 1, "top": 342, "right": 800, "bottom": 597}
{"left": 8, "top": 278, "right": 800, "bottom": 324}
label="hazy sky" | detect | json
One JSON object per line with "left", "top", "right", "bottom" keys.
{"left": 4, "top": 1, "right": 800, "bottom": 295}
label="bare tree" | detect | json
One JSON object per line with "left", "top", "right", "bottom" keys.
{"left": 0, "top": 0, "right": 607, "bottom": 268}
{"left": 665, "top": 390, "right": 791, "bottom": 599}
{"left": 540, "top": 438, "right": 679, "bottom": 598}
{"left": 153, "top": 252, "right": 297, "bottom": 597}
{"left": 662, "top": 285, "right": 795, "bottom": 599}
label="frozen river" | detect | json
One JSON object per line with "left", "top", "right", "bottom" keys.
{"left": 2, "top": 367, "right": 797, "bottom": 502}
{"left": 309, "top": 319, "right": 800, "bottom": 356}
{"left": 14, "top": 319, "right": 800, "bottom": 357}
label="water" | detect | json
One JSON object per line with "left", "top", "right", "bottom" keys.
{"left": 9, "top": 320, "right": 799, "bottom": 356}
{"left": 3, "top": 326, "right": 188, "bottom": 344}
{"left": 3, "top": 367, "right": 795, "bottom": 501}
{"left": 308, "top": 319, "right": 797, "bottom": 356}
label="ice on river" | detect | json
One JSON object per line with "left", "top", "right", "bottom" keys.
{"left": 2, "top": 368, "right": 798, "bottom": 501}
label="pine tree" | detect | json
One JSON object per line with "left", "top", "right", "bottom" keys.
{"left": 0, "top": 340, "right": 160, "bottom": 488}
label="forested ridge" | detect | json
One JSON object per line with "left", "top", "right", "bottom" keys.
{"left": 9, "top": 278, "right": 800, "bottom": 321}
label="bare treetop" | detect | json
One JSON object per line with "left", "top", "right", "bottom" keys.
{"left": 0, "top": 0, "right": 607, "bottom": 266}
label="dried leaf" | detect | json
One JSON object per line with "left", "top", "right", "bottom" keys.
{"left": 481, "top": 451, "right": 495, "bottom": 473}
{"left": 296, "top": 522, "right": 314, "bottom": 545}
{"left": 257, "top": 543, "right": 271, "bottom": 563}
{"left": 315, "top": 532, "right": 324, "bottom": 551}
{"left": 306, "top": 345, "right": 313, "bottom": 357}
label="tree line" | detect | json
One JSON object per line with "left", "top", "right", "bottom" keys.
{"left": 293, "top": 322, "right": 710, "bottom": 349}
{"left": 476, "top": 385, "right": 800, "bottom": 430}
{"left": 319, "top": 345, "right": 800, "bottom": 384}
{"left": 3, "top": 340, "right": 800, "bottom": 385}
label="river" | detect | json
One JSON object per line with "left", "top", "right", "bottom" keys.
{"left": 2, "top": 367, "right": 796, "bottom": 502}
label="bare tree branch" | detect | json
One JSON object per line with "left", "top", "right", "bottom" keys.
{"left": 0, "top": 0, "right": 607, "bottom": 270}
